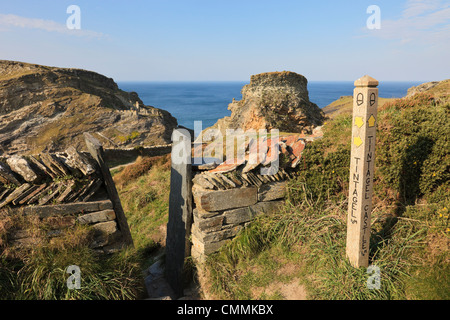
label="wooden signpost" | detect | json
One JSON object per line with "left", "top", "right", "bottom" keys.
{"left": 346, "top": 75, "right": 379, "bottom": 268}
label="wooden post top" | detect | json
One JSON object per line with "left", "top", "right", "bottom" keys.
{"left": 354, "top": 75, "right": 379, "bottom": 88}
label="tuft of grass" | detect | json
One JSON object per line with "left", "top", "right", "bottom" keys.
{"left": 0, "top": 214, "right": 146, "bottom": 300}
{"left": 203, "top": 217, "right": 299, "bottom": 300}
{"left": 113, "top": 154, "right": 171, "bottom": 269}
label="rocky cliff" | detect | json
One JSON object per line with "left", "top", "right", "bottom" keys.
{"left": 205, "top": 71, "right": 324, "bottom": 135}
{"left": 0, "top": 60, "right": 177, "bottom": 155}
{"left": 406, "top": 79, "right": 450, "bottom": 98}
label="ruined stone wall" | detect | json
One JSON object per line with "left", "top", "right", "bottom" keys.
{"left": 0, "top": 147, "right": 129, "bottom": 254}
{"left": 190, "top": 135, "right": 306, "bottom": 261}
{"left": 191, "top": 174, "right": 288, "bottom": 261}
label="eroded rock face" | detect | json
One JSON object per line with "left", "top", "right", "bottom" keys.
{"left": 209, "top": 71, "right": 324, "bottom": 135}
{"left": 0, "top": 60, "right": 178, "bottom": 155}
{"left": 406, "top": 81, "right": 440, "bottom": 97}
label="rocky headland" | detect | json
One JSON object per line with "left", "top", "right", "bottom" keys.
{"left": 203, "top": 71, "right": 325, "bottom": 136}
{"left": 0, "top": 60, "right": 178, "bottom": 155}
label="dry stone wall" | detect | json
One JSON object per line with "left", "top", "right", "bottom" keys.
{"left": 0, "top": 145, "right": 130, "bottom": 254}
{"left": 163, "top": 130, "right": 313, "bottom": 296}
{"left": 190, "top": 134, "right": 306, "bottom": 261}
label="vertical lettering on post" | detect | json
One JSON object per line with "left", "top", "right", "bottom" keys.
{"left": 346, "top": 75, "right": 378, "bottom": 268}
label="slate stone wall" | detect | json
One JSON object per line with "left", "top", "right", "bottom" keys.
{"left": 190, "top": 167, "right": 296, "bottom": 261}
{"left": 0, "top": 147, "right": 128, "bottom": 254}
{"left": 189, "top": 134, "right": 308, "bottom": 261}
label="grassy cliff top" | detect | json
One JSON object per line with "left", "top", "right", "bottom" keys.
{"left": 0, "top": 60, "right": 117, "bottom": 88}
{"left": 322, "top": 79, "right": 450, "bottom": 119}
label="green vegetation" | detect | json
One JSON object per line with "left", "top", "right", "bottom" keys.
{"left": 377, "top": 93, "right": 449, "bottom": 205}
{"left": 117, "top": 131, "right": 141, "bottom": 143}
{"left": 1, "top": 83, "right": 448, "bottom": 300}
{"left": 0, "top": 213, "right": 145, "bottom": 299}
{"left": 202, "top": 91, "right": 449, "bottom": 300}
{"left": 113, "top": 155, "right": 172, "bottom": 263}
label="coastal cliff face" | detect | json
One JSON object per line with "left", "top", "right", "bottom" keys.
{"left": 208, "top": 71, "right": 325, "bottom": 135}
{"left": 0, "top": 60, "right": 177, "bottom": 155}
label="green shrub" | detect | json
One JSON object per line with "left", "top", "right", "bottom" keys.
{"left": 117, "top": 131, "right": 141, "bottom": 143}
{"left": 377, "top": 93, "right": 449, "bottom": 204}
{"left": 287, "top": 115, "right": 351, "bottom": 208}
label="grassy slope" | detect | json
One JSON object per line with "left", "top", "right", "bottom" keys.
{"left": 201, "top": 83, "right": 449, "bottom": 300}
{"left": 323, "top": 80, "right": 450, "bottom": 120}
{"left": 113, "top": 155, "right": 171, "bottom": 258}
{"left": 322, "top": 95, "right": 392, "bottom": 119}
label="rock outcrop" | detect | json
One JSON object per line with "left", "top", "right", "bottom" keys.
{"left": 406, "top": 79, "right": 450, "bottom": 100}
{"left": 406, "top": 81, "right": 440, "bottom": 97}
{"left": 0, "top": 60, "right": 178, "bottom": 155}
{"left": 205, "top": 71, "right": 324, "bottom": 135}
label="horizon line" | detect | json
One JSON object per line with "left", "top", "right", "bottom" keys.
{"left": 116, "top": 79, "right": 434, "bottom": 83}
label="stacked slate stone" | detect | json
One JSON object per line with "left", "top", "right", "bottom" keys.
{"left": 8, "top": 200, "right": 124, "bottom": 254}
{"left": 191, "top": 135, "right": 306, "bottom": 261}
{"left": 0, "top": 148, "right": 125, "bottom": 253}
{"left": 0, "top": 147, "right": 102, "bottom": 208}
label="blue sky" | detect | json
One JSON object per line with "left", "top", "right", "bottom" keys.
{"left": 0, "top": 0, "right": 449, "bottom": 81}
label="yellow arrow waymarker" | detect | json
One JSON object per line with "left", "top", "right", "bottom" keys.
{"left": 368, "top": 115, "right": 376, "bottom": 127}
{"left": 355, "top": 117, "right": 364, "bottom": 128}
{"left": 354, "top": 136, "right": 363, "bottom": 147}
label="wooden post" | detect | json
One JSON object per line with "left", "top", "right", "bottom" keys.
{"left": 346, "top": 75, "right": 379, "bottom": 268}
{"left": 83, "top": 133, "right": 134, "bottom": 247}
{"left": 165, "top": 129, "right": 193, "bottom": 298}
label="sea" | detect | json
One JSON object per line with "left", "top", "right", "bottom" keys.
{"left": 117, "top": 81, "right": 423, "bottom": 130}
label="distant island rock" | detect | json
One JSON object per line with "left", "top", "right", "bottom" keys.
{"left": 0, "top": 60, "right": 178, "bottom": 155}
{"left": 203, "top": 71, "right": 325, "bottom": 136}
